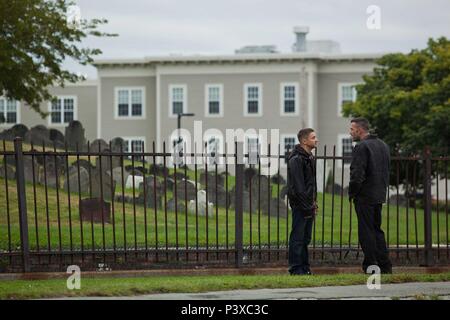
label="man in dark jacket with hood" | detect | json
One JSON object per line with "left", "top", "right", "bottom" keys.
{"left": 349, "top": 117, "right": 392, "bottom": 274}
{"left": 287, "top": 128, "right": 318, "bottom": 275}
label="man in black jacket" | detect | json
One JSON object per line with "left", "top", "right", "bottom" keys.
{"left": 287, "top": 128, "right": 318, "bottom": 275}
{"left": 349, "top": 117, "right": 392, "bottom": 274}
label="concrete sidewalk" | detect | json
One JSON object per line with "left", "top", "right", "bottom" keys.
{"left": 53, "top": 281, "right": 450, "bottom": 300}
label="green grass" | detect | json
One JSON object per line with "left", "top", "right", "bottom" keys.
{"left": 0, "top": 173, "right": 448, "bottom": 252}
{"left": 0, "top": 272, "right": 449, "bottom": 299}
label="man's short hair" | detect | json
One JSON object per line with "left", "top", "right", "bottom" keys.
{"left": 297, "top": 128, "right": 314, "bottom": 143}
{"left": 351, "top": 117, "right": 370, "bottom": 132}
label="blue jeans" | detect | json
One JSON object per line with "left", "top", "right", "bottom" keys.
{"left": 288, "top": 207, "right": 313, "bottom": 273}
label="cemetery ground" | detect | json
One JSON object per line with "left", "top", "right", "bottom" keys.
{"left": 0, "top": 173, "right": 448, "bottom": 251}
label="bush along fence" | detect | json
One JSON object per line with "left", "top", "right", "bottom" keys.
{"left": 0, "top": 137, "right": 448, "bottom": 272}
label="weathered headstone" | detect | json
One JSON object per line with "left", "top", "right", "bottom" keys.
{"left": 63, "top": 166, "right": 90, "bottom": 194}
{"left": 111, "top": 167, "right": 130, "bottom": 186}
{"left": 24, "top": 125, "right": 52, "bottom": 146}
{"left": 91, "top": 169, "right": 115, "bottom": 201}
{"left": 38, "top": 161, "right": 60, "bottom": 188}
{"left": 89, "top": 139, "right": 109, "bottom": 153}
{"left": 166, "top": 198, "right": 186, "bottom": 212}
{"left": 65, "top": 121, "right": 86, "bottom": 151}
{"left": 49, "top": 128, "right": 65, "bottom": 149}
{"left": 79, "top": 198, "right": 111, "bottom": 223}
{"left": 173, "top": 179, "right": 197, "bottom": 201}
{"left": 0, "top": 164, "right": 15, "bottom": 179}
{"left": 137, "top": 175, "right": 163, "bottom": 208}
{"left": 10, "top": 124, "right": 29, "bottom": 139}
{"left": 110, "top": 137, "right": 126, "bottom": 152}
{"left": 125, "top": 174, "right": 144, "bottom": 189}
{"left": 206, "top": 184, "right": 229, "bottom": 208}
{"left": 23, "top": 156, "right": 39, "bottom": 183}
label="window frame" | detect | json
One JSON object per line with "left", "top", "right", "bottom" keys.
{"left": 169, "top": 84, "right": 188, "bottom": 118}
{"left": 337, "top": 133, "right": 354, "bottom": 168}
{"left": 337, "top": 82, "right": 358, "bottom": 117}
{"left": 0, "top": 97, "right": 20, "bottom": 126}
{"left": 204, "top": 84, "right": 224, "bottom": 118}
{"left": 114, "top": 87, "right": 146, "bottom": 120}
{"left": 280, "top": 134, "right": 298, "bottom": 166}
{"left": 280, "top": 82, "right": 300, "bottom": 116}
{"left": 47, "top": 95, "right": 78, "bottom": 126}
{"left": 243, "top": 83, "right": 263, "bottom": 117}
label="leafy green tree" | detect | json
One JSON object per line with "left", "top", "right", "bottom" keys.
{"left": 343, "top": 37, "right": 450, "bottom": 156}
{"left": 0, "top": 0, "right": 116, "bottom": 118}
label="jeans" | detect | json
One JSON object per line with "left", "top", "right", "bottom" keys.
{"left": 354, "top": 199, "right": 392, "bottom": 273}
{"left": 288, "top": 207, "right": 314, "bottom": 273}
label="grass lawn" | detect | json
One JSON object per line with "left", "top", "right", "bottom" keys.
{"left": 0, "top": 272, "right": 449, "bottom": 299}
{"left": 1, "top": 173, "right": 448, "bottom": 252}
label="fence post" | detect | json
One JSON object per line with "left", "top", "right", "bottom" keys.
{"left": 423, "top": 146, "right": 434, "bottom": 266}
{"left": 14, "top": 137, "right": 30, "bottom": 272}
{"left": 235, "top": 141, "right": 244, "bottom": 268}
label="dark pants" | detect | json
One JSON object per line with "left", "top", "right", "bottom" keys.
{"left": 288, "top": 207, "right": 313, "bottom": 273}
{"left": 354, "top": 199, "right": 392, "bottom": 273}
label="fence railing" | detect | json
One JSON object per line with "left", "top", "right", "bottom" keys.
{"left": 0, "top": 138, "right": 448, "bottom": 272}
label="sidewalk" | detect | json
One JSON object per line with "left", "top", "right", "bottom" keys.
{"left": 53, "top": 281, "right": 450, "bottom": 300}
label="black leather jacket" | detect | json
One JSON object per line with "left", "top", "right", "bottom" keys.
{"left": 287, "top": 144, "right": 317, "bottom": 214}
{"left": 349, "top": 134, "right": 390, "bottom": 204}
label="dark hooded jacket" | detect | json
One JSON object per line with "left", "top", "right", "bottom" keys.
{"left": 287, "top": 144, "right": 317, "bottom": 214}
{"left": 348, "top": 134, "right": 390, "bottom": 204}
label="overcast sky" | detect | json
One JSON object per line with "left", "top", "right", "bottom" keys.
{"left": 67, "top": 0, "right": 450, "bottom": 78}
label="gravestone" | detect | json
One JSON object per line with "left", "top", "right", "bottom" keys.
{"left": 110, "top": 137, "right": 126, "bottom": 152}
{"left": 10, "top": 124, "right": 29, "bottom": 139}
{"left": 137, "top": 175, "right": 163, "bottom": 208}
{"left": 111, "top": 167, "right": 130, "bottom": 186}
{"left": 23, "top": 156, "right": 39, "bottom": 183}
{"left": 24, "top": 125, "right": 52, "bottom": 146}
{"left": 49, "top": 128, "right": 65, "bottom": 149}
{"left": 63, "top": 166, "right": 90, "bottom": 194}
{"left": 38, "top": 161, "right": 60, "bottom": 188}
{"left": 89, "top": 139, "right": 109, "bottom": 153}
{"left": 91, "top": 169, "right": 115, "bottom": 201}
{"left": 0, "top": 164, "right": 15, "bottom": 179}
{"left": 72, "top": 159, "right": 95, "bottom": 173}
{"left": 200, "top": 172, "right": 225, "bottom": 188}
{"left": 96, "top": 151, "right": 121, "bottom": 174}
{"left": 206, "top": 184, "right": 229, "bottom": 208}
{"left": 79, "top": 198, "right": 111, "bottom": 223}
{"left": 65, "top": 121, "right": 86, "bottom": 151}
{"left": 166, "top": 198, "right": 185, "bottom": 212}
{"left": 191, "top": 190, "right": 214, "bottom": 217}
{"left": 173, "top": 179, "right": 197, "bottom": 201}
{"left": 125, "top": 174, "right": 144, "bottom": 189}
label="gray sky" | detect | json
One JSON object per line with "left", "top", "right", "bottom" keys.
{"left": 67, "top": 0, "right": 450, "bottom": 78}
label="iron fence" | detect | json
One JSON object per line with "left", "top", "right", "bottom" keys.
{"left": 0, "top": 138, "right": 448, "bottom": 272}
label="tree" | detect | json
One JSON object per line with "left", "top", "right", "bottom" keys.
{"left": 0, "top": 0, "right": 116, "bottom": 118}
{"left": 342, "top": 37, "right": 450, "bottom": 156}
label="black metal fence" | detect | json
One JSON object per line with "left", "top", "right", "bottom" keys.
{"left": 0, "top": 138, "right": 448, "bottom": 272}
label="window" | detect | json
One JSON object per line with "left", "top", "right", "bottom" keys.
{"left": 338, "top": 83, "right": 358, "bottom": 116}
{"left": 49, "top": 96, "right": 76, "bottom": 125}
{"left": 282, "top": 135, "right": 297, "bottom": 164}
{"left": 338, "top": 134, "right": 354, "bottom": 166}
{"left": 244, "top": 84, "right": 262, "bottom": 116}
{"left": 205, "top": 84, "right": 223, "bottom": 117}
{"left": 0, "top": 97, "right": 19, "bottom": 125}
{"left": 115, "top": 87, "right": 145, "bottom": 119}
{"left": 123, "top": 137, "right": 146, "bottom": 161}
{"left": 280, "top": 83, "right": 299, "bottom": 115}
{"left": 169, "top": 85, "right": 187, "bottom": 117}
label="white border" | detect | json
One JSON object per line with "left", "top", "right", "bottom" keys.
{"left": 114, "top": 87, "right": 146, "bottom": 120}
{"left": 337, "top": 82, "right": 358, "bottom": 117}
{"left": 47, "top": 95, "right": 78, "bottom": 127}
{"left": 0, "top": 97, "right": 21, "bottom": 127}
{"left": 97, "top": 79, "right": 102, "bottom": 138}
{"left": 168, "top": 84, "right": 188, "bottom": 118}
{"left": 204, "top": 84, "right": 224, "bottom": 118}
{"left": 280, "top": 82, "right": 300, "bottom": 116}
{"left": 243, "top": 83, "right": 263, "bottom": 117}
